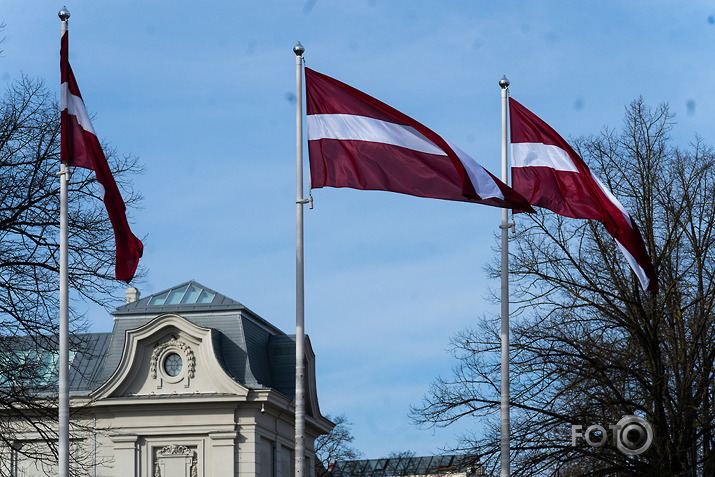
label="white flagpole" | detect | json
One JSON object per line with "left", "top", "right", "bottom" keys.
{"left": 499, "top": 75, "right": 511, "bottom": 477}
{"left": 58, "top": 8, "right": 71, "bottom": 477}
{"left": 294, "top": 41, "right": 306, "bottom": 477}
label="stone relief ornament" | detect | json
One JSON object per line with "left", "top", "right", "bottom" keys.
{"left": 191, "top": 455, "right": 199, "bottom": 477}
{"left": 150, "top": 338, "right": 196, "bottom": 379}
{"left": 154, "top": 445, "right": 198, "bottom": 477}
{"left": 158, "top": 444, "right": 193, "bottom": 456}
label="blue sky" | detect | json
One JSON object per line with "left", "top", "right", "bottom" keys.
{"left": 3, "top": 0, "right": 715, "bottom": 459}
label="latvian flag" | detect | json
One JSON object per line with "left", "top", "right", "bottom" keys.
{"left": 509, "top": 98, "right": 658, "bottom": 293}
{"left": 305, "top": 68, "right": 533, "bottom": 212}
{"left": 61, "top": 30, "right": 143, "bottom": 283}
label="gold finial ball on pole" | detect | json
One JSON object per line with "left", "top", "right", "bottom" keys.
{"left": 58, "top": 6, "right": 71, "bottom": 21}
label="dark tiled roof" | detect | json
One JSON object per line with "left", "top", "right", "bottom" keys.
{"left": 114, "top": 280, "right": 247, "bottom": 316}
{"left": 269, "top": 334, "right": 298, "bottom": 399}
{"left": 69, "top": 332, "right": 112, "bottom": 394}
{"left": 2, "top": 281, "right": 300, "bottom": 401}
{"left": 113, "top": 281, "right": 301, "bottom": 399}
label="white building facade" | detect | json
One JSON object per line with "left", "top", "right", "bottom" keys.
{"left": 3, "top": 281, "right": 333, "bottom": 477}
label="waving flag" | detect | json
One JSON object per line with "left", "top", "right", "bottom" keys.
{"left": 61, "top": 30, "right": 143, "bottom": 282}
{"left": 509, "top": 97, "right": 657, "bottom": 293}
{"left": 305, "top": 68, "right": 533, "bottom": 211}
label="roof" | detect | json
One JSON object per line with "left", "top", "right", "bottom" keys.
{"left": 0, "top": 332, "right": 111, "bottom": 397}
{"left": 114, "top": 280, "right": 247, "bottom": 316}
{"left": 3, "top": 281, "right": 302, "bottom": 401}
{"left": 94, "top": 280, "right": 296, "bottom": 396}
{"left": 68, "top": 332, "right": 112, "bottom": 393}
{"left": 329, "top": 456, "right": 480, "bottom": 477}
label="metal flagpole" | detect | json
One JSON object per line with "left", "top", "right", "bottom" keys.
{"left": 294, "top": 41, "right": 306, "bottom": 477}
{"left": 499, "top": 75, "right": 511, "bottom": 477}
{"left": 58, "top": 8, "right": 71, "bottom": 477}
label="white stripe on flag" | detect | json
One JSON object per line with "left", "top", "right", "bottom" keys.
{"left": 511, "top": 142, "right": 578, "bottom": 172}
{"left": 615, "top": 239, "right": 650, "bottom": 291}
{"left": 592, "top": 175, "right": 632, "bottom": 227}
{"left": 61, "top": 82, "right": 96, "bottom": 136}
{"left": 450, "top": 142, "right": 504, "bottom": 201}
{"left": 307, "top": 114, "right": 445, "bottom": 156}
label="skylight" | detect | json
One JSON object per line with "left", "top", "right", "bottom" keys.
{"left": 148, "top": 283, "right": 216, "bottom": 306}
{"left": 0, "top": 350, "right": 77, "bottom": 387}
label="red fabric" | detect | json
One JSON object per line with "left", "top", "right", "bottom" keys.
{"left": 305, "top": 68, "right": 533, "bottom": 211}
{"left": 309, "top": 137, "right": 469, "bottom": 202}
{"left": 60, "top": 31, "right": 143, "bottom": 283}
{"left": 509, "top": 98, "right": 658, "bottom": 293}
{"left": 511, "top": 163, "right": 605, "bottom": 220}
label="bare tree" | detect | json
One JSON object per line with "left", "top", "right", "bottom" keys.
{"left": 0, "top": 76, "right": 143, "bottom": 474}
{"left": 412, "top": 98, "right": 715, "bottom": 476}
{"left": 385, "top": 450, "right": 416, "bottom": 459}
{"left": 316, "top": 414, "right": 363, "bottom": 475}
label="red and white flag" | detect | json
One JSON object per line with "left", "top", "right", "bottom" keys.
{"left": 305, "top": 68, "right": 534, "bottom": 212}
{"left": 61, "top": 31, "right": 143, "bottom": 283}
{"left": 509, "top": 98, "right": 658, "bottom": 293}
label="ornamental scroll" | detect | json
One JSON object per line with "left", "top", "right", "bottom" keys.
{"left": 154, "top": 444, "right": 198, "bottom": 477}
{"left": 150, "top": 338, "right": 196, "bottom": 386}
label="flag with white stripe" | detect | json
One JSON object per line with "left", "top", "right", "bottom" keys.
{"left": 61, "top": 30, "right": 143, "bottom": 283}
{"left": 509, "top": 97, "right": 658, "bottom": 293}
{"left": 305, "top": 68, "right": 533, "bottom": 211}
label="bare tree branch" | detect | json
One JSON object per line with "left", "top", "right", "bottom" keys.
{"left": 0, "top": 76, "right": 144, "bottom": 474}
{"left": 412, "top": 99, "right": 715, "bottom": 476}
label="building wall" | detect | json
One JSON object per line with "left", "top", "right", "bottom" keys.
{"left": 3, "top": 401, "right": 320, "bottom": 477}
{"left": 2, "top": 307, "right": 331, "bottom": 477}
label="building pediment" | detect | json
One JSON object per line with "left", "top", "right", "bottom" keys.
{"left": 91, "top": 313, "right": 248, "bottom": 400}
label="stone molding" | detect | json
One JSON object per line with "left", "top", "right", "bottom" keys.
{"left": 150, "top": 338, "right": 196, "bottom": 380}
{"left": 158, "top": 444, "right": 194, "bottom": 456}
{"left": 154, "top": 444, "right": 198, "bottom": 477}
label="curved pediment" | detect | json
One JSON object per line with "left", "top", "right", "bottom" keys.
{"left": 91, "top": 314, "right": 249, "bottom": 400}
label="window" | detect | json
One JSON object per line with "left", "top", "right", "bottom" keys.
{"left": 148, "top": 284, "right": 216, "bottom": 306}
{"left": 163, "top": 353, "right": 183, "bottom": 377}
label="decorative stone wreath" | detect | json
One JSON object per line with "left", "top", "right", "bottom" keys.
{"left": 150, "top": 338, "right": 196, "bottom": 380}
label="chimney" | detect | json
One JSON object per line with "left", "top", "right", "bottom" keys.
{"left": 126, "top": 287, "right": 141, "bottom": 304}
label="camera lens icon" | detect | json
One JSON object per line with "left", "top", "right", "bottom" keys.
{"left": 615, "top": 415, "right": 653, "bottom": 456}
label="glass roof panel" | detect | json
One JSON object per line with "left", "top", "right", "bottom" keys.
{"left": 0, "top": 350, "right": 76, "bottom": 387}
{"left": 148, "top": 291, "right": 169, "bottom": 306}
{"left": 181, "top": 284, "right": 202, "bottom": 304}
{"left": 165, "top": 285, "right": 188, "bottom": 305}
{"left": 415, "top": 457, "right": 431, "bottom": 474}
{"left": 195, "top": 289, "right": 216, "bottom": 304}
{"left": 146, "top": 283, "right": 217, "bottom": 307}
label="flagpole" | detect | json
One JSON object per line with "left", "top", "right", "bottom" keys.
{"left": 58, "top": 8, "right": 71, "bottom": 477}
{"left": 499, "top": 75, "right": 511, "bottom": 477}
{"left": 294, "top": 41, "right": 306, "bottom": 477}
